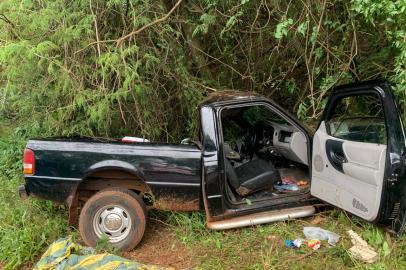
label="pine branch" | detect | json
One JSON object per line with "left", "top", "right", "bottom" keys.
{"left": 116, "top": 0, "right": 182, "bottom": 46}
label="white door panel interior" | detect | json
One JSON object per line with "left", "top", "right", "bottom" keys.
{"left": 342, "top": 142, "right": 385, "bottom": 170}
{"left": 311, "top": 122, "right": 386, "bottom": 221}
{"left": 342, "top": 162, "right": 382, "bottom": 186}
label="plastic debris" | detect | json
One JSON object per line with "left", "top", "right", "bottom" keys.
{"left": 274, "top": 184, "right": 299, "bottom": 191}
{"left": 297, "top": 180, "right": 308, "bottom": 186}
{"left": 347, "top": 230, "right": 378, "bottom": 263}
{"left": 122, "top": 136, "right": 150, "bottom": 143}
{"left": 303, "top": 227, "right": 340, "bottom": 246}
{"left": 285, "top": 239, "right": 295, "bottom": 248}
{"left": 281, "top": 175, "right": 295, "bottom": 185}
{"left": 293, "top": 239, "right": 303, "bottom": 248}
{"left": 285, "top": 239, "right": 303, "bottom": 248}
{"left": 306, "top": 239, "right": 321, "bottom": 250}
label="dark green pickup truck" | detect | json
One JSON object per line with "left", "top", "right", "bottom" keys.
{"left": 20, "top": 80, "right": 406, "bottom": 251}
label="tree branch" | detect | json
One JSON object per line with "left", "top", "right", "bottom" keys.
{"left": 116, "top": 0, "right": 182, "bottom": 46}
{"left": 89, "top": 0, "right": 101, "bottom": 57}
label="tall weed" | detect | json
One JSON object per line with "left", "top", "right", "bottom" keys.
{"left": 0, "top": 131, "right": 73, "bottom": 269}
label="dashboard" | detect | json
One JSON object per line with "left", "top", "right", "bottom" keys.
{"left": 259, "top": 122, "right": 308, "bottom": 165}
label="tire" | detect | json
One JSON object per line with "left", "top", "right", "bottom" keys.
{"left": 79, "top": 188, "right": 146, "bottom": 251}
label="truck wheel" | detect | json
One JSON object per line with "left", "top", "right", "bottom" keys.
{"left": 79, "top": 188, "right": 146, "bottom": 251}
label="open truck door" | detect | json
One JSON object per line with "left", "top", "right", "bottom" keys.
{"left": 311, "top": 80, "right": 406, "bottom": 234}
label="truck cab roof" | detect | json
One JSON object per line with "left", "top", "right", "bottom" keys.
{"left": 199, "top": 90, "right": 266, "bottom": 107}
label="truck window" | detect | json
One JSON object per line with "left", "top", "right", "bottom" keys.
{"left": 242, "top": 106, "right": 289, "bottom": 126}
{"left": 326, "top": 93, "right": 387, "bottom": 145}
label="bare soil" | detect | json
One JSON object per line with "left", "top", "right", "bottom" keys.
{"left": 123, "top": 218, "right": 195, "bottom": 269}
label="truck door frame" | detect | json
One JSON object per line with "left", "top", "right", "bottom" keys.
{"left": 312, "top": 80, "right": 406, "bottom": 233}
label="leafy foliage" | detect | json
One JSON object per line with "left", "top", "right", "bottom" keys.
{"left": 0, "top": 0, "right": 404, "bottom": 140}
{"left": 1, "top": 2, "right": 406, "bottom": 268}
{"left": 0, "top": 127, "right": 73, "bottom": 269}
{"left": 352, "top": 0, "right": 406, "bottom": 111}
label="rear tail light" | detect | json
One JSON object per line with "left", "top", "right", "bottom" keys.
{"left": 23, "top": 148, "right": 35, "bottom": 175}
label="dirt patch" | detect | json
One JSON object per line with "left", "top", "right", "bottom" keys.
{"left": 154, "top": 197, "right": 199, "bottom": 211}
{"left": 124, "top": 218, "right": 195, "bottom": 269}
{"left": 0, "top": 261, "right": 32, "bottom": 269}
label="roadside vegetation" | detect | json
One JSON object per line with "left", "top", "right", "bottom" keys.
{"left": 1, "top": 0, "right": 406, "bottom": 141}
{"left": 0, "top": 124, "right": 73, "bottom": 269}
{"left": 162, "top": 211, "right": 406, "bottom": 269}
{"left": 1, "top": 0, "right": 406, "bottom": 269}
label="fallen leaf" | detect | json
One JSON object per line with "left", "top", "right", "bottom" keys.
{"left": 310, "top": 215, "right": 325, "bottom": 225}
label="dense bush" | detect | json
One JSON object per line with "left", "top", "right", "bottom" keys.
{"left": 1, "top": 2, "right": 406, "bottom": 268}
{"left": 0, "top": 0, "right": 405, "bottom": 141}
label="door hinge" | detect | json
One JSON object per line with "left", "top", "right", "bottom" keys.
{"left": 401, "top": 151, "right": 406, "bottom": 166}
{"left": 389, "top": 202, "right": 401, "bottom": 220}
{"left": 387, "top": 173, "right": 398, "bottom": 186}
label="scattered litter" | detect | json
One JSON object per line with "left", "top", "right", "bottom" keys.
{"left": 281, "top": 175, "right": 295, "bottom": 185}
{"left": 293, "top": 239, "right": 303, "bottom": 248}
{"left": 285, "top": 239, "right": 295, "bottom": 248}
{"left": 122, "top": 136, "right": 150, "bottom": 143}
{"left": 306, "top": 239, "right": 321, "bottom": 250}
{"left": 274, "top": 184, "right": 299, "bottom": 192}
{"left": 285, "top": 239, "right": 303, "bottom": 249}
{"left": 310, "top": 216, "right": 325, "bottom": 225}
{"left": 275, "top": 175, "right": 306, "bottom": 192}
{"left": 285, "top": 238, "right": 323, "bottom": 250}
{"left": 297, "top": 180, "right": 308, "bottom": 186}
{"left": 303, "top": 227, "right": 340, "bottom": 246}
{"left": 347, "top": 230, "right": 378, "bottom": 264}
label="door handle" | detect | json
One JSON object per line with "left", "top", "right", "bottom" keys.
{"left": 326, "top": 139, "right": 346, "bottom": 172}
{"left": 331, "top": 152, "right": 347, "bottom": 164}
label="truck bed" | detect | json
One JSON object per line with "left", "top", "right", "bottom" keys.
{"left": 24, "top": 138, "right": 202, "bottom": 209}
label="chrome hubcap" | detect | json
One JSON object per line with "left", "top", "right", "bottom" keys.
{"left": 104, "top": 213, "right": 122, "bottom": 231}
{"left": 93, "top": 205, "right": 131, "bottom": 243}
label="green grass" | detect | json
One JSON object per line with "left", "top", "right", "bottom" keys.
{"left": 152, "top": 211, "right": 406, "bottom": 270}
{"left": 0, "top": 123, "right": 405, "bottom": 269}
{"left": 0, "top": 124, "right": 75, "bottom": 269}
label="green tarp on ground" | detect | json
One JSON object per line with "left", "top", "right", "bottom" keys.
{"left": 34, "top": 237, "right": 171, "bottom": 270}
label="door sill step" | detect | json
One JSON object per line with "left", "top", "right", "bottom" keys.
{"left": 207, "top": 205, "right": 316, "bottom": 230}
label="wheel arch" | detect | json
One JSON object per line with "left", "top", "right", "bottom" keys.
{"left": 68, "top": 161, "right": 153, "bottom": 226}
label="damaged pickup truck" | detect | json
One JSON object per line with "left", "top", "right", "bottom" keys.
{"left": 19, "top": 80, "right": 406, "bottom": 251}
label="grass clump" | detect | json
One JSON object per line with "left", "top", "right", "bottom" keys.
{"left": 152, "top": 210, "right": 406, "bottom": 270}
{"left": 0, "top": 128, "right": 74, "bottom": 269}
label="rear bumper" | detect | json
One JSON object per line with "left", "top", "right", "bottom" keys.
{"left": 18, "top": 184, "right": 29, "bottom": 200}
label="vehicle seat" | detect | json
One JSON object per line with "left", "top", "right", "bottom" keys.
{"left": 225, "top": 158, "right": 280, "bottom": 196}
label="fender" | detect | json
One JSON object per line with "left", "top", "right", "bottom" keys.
{"left": 82, "top": 159, "right": 146, "bottom": 181}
